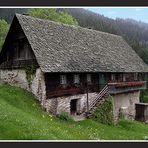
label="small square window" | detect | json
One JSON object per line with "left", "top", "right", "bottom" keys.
{"left": 111, "top": 74, "right": 116, "bottom": 81}
{"left": 87, "top": 74, "right": 91, "bottom": 83}
{"left": 60, "top": 75, "right": 67, "bottom": 85}
{"left": 74, "top": 74, "right": 80, "bottom": 84}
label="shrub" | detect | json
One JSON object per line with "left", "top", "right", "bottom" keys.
{"left": 140, "top": 89, "right": 148, "bottom": 103}
{"left": 90, "top": 96, "right": 114, "bottom": 125}
{"left": 141, "top": 95, "right": 148, "bottom": 103}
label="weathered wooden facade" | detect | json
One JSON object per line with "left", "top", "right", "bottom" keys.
{"left": 44, "top": 72, "right": 139, "bottom": 99}
{"left": 0, "top": 14, "right": 148, "bottom": 121}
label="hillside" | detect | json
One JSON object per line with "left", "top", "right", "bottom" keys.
{"left": 0, "top": 84, "right": 148, "bottom": 140}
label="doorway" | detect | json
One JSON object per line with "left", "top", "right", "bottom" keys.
{"left": 99, "top": 73, "right": 107, "bottom": 89}
{"left": 70, "top": 99, "right": 78, "bottom": 115}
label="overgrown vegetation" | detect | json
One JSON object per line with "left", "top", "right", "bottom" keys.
{"left": 24, "top": 65, "right": 36, "bottom": 86}
{"left": 0, "top": 84, "right": 148, "bottom": 140}
{"left": 140, "top": 89, "right": 148, "bottom": 103}
{"left": 91, "top": 96, "right": 114, "bottom": 125}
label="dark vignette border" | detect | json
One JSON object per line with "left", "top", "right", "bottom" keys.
{"left": 0, "top": 0, "right": 148, "bottom": 6}
{"left": 0, "top": 0, "right": 148, "bottom": 146}
{"left": 1, "top": 142, "right": 148, "bottom": 148}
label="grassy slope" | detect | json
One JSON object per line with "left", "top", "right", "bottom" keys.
{"left": 0, "top": 84, "right": 148, "bottom": 140}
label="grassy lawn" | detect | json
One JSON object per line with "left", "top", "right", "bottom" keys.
{"left": 0, "top": 84, "right": 148, "bottom": 140}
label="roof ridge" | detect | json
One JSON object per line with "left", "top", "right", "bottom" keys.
{"left": 15, "top": 13, "right": 122, "bottom": 39}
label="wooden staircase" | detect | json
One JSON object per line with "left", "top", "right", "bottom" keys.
{"left": 86, "top": 85, "right": 109, "bottom": 117}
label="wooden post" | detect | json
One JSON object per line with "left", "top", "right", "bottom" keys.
{"left": 86, "top": 83, "right": 89, "bottom": 117}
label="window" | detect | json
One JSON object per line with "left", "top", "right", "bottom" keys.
{"left": 60, "top": 75, "right": 67, "bottom": 85}
{"left": 111, "top": 74, "right": 116, "bottom": 81}
{"left": 74, "top": 74, "right": 80, "bottom": 84}
{"left": 87, "top": 74, "right": 91, "bottom": 83}
{"left": 123, "top": 74, "right": 126, "bottom": 82}
{"left": 134, "top": 73, "right": 138, "bottom": 81}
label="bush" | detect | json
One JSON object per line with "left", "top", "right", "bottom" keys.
{"left": 141, "top": 95, "right": 148, "bottom": 103}
{"left": 140, "top": 89, "right": 148, "bottom": 103}
{"left": 91, "top": 96, "right": 114, "bottom": 125}
{"left": 57, "top": 112, "right": 73, "bottom": 122}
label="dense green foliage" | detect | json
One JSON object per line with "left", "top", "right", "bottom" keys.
{"left": 28, "top": 8, "right": 79, "bottom": 26}
{"left": 24, "top": 65, "right": 36, "bottom": 86}
{"left": 0, "top": 19, "right": 9, "bottom": 49}
{"left": 141, "top": 89, "right": 148, "bottom": 103}
{"left": 0, "top": 84, "right": 148, "bottom": 140}
{"left": 91, "top": 96, "right": 114, "bottom": 125}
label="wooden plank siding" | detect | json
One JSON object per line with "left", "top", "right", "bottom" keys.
{"left": 45, "top": 73, "right": 99, "bottom": 99}
{"left": 45, "top": 72, "right": 138, "bottom": 99}
{"left": 0, "top": 18, "right": 37, "bottom": 69}
{"left": 45, "top": 73, "right": 103, "bottom": 99}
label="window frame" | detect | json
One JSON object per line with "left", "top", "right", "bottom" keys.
{"left": 73, "top": 74, "right": 80, "bottom": 84}
{"left": 60, "top": 75, "right": 67, "bottom": 85}
{"left": 87, "top": 74, "right": 92, "bottom": 84}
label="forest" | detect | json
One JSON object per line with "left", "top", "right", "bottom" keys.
{"left": 1, "top": 8, "right": 148, "bottom": 65}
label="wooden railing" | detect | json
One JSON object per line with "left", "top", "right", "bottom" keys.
{"left": 108, "top": 81, "right": 147, "bottom": 94}
{"left": 89, "top": 85, "right": 109, "bottom": 111}
{"left": 46, "top": 81, "right": 146, "bottom": 99}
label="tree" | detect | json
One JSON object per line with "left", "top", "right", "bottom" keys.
{"left": 28, "top": 8, "right": 79, "bottom": 26}
{"left": 0, "top": 19, "right": 10, "bottom": 50}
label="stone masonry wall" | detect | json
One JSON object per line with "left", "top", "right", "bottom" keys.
{"left": 44, "top": 92, "right": 99, "bottom": 115}
{"left": 112, "top": 90, "right": 140, "bottom": 121}
{"left": 0, "top": 68, "right": 46, "bottom": 101}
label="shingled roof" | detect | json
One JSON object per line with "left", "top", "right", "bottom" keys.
{"left": 5, "top": 14, "right": 148, "bottom": 72}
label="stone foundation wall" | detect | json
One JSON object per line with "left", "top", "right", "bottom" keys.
{"left": 44, "top": 92, "right": 99, "bottom": 115}
{"left": 0, "top": 68, "right": 46, "bottom": 101}
{"left": 112, "top": 91, "right": 140, "bottom": 121}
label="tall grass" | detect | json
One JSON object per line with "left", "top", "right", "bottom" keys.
{"left": 0, "top": 84, "right": 148, "bottom": 140}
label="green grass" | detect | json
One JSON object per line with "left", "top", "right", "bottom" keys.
{"left": 0, "top": 84, "right": 148, "bottom": 140}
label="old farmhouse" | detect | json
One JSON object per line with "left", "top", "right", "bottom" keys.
{"left": 0, "top": 14, "right": 148, "bottom": 121}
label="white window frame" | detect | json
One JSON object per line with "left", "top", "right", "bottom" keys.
{"left": 60, "top": 75, "right": 67, "bottom": 85}
{"left": 87, "top": 74, "right": 91, "bottom": 83}
{"left": 74, "top": 74, "right": 80, "bottom": 84}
